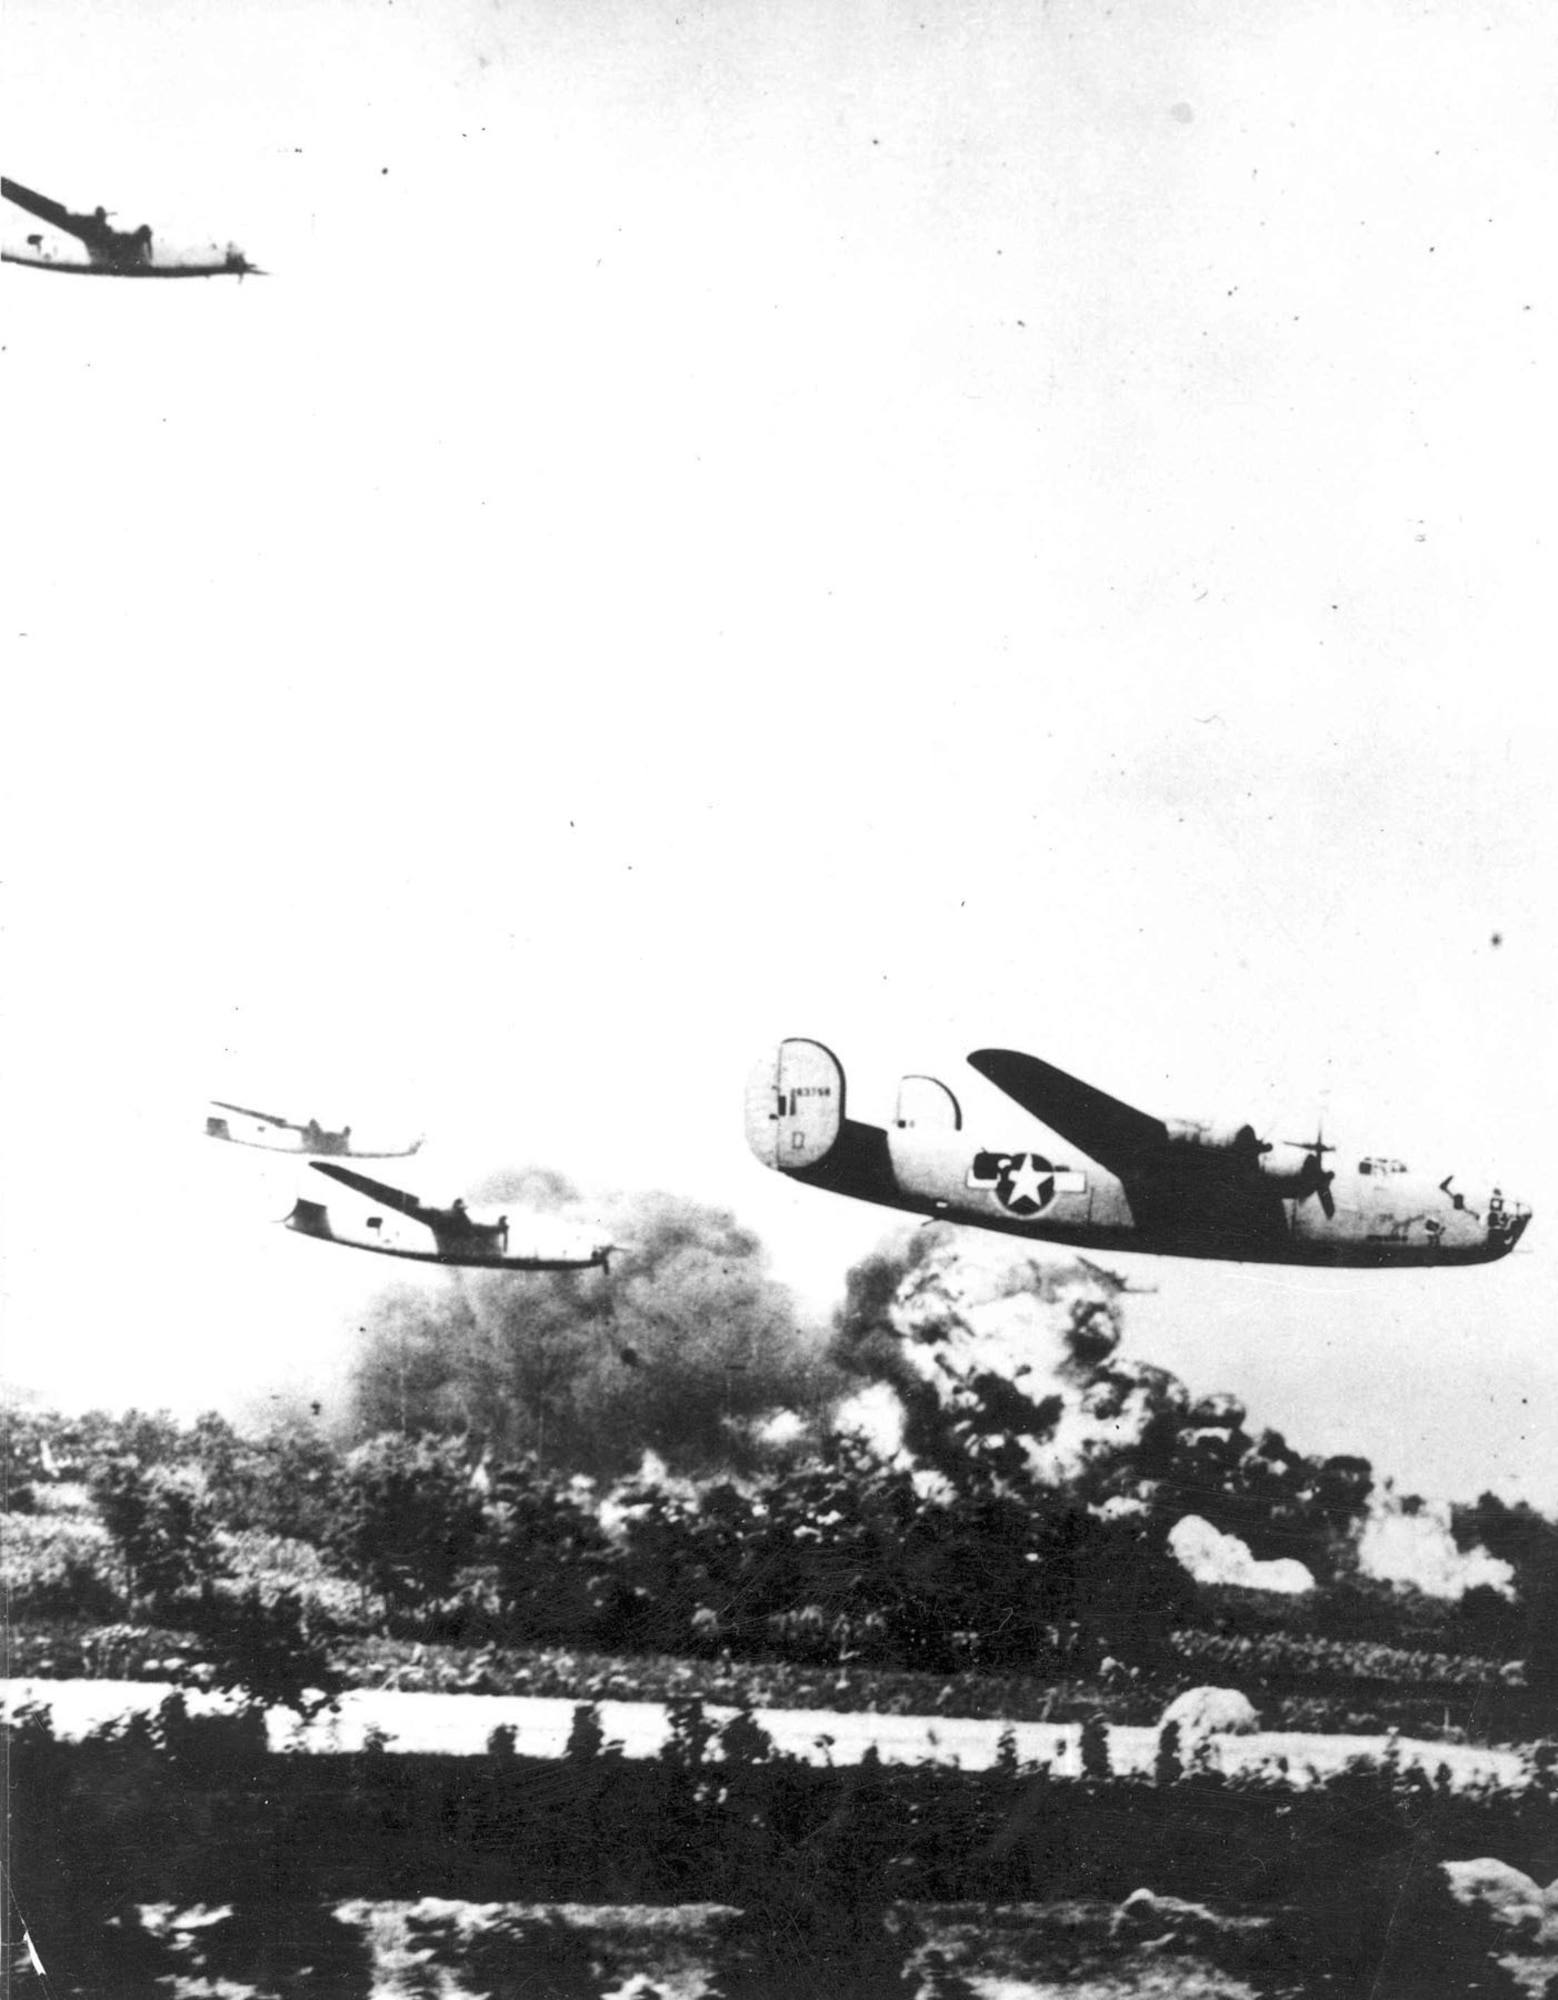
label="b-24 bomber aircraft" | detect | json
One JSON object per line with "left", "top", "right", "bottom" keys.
{"left": 206, "top": 1101, "right": 423, "bottom": 1159}
{"left": 747, "top": 1040, "right": 1530, "bottom": 1268}
{"left": 286, "top": 1162, "right": 615, "bottom": 1272}
{"left": 3, "top": 176, "right": 259, "bottom": 277}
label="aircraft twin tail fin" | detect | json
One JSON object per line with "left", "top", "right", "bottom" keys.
{"left": 745, "top": 1038, "right": 846, "bottom": 1171}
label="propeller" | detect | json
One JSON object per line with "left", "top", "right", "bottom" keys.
{"left": 1284, "top": 1131, "right": 1337, "bottom": 1218}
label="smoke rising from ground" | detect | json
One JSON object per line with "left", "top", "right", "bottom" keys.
{"left": 1168, "top": 1516, "right": 1316, "bottom": 1594}
{"left": 829, "top": 1224, "right": 1510, "bottom": 1598}
{"left": 347, "top": 1168, "right": 839, "bottom": 1475}
{"left": 348, "top": 1178, "right": 1516, "bottom": 1599}
{"left": 1357, "top": 1489, "right": 1515, "bottom": 1600}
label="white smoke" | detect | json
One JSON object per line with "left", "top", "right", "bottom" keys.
{"left": 833, "top": 1381, "right": 907, "bottom": 1459}
{"left": 883, "top": 1232, "right": 1147, "bottom": 1484}
{"left": 1356, "top": 1487, "right": 1515, "bottom": 1600}
{"left": 754, "top": 1410, "right": 808, "bottom": 1448}
{"left": 1169, "top": 1515, "right": 1315, "bottom": 1595}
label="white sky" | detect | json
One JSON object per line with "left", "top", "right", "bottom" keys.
{"left": 3, "top": 0, "right": 1554, "bottom": 1503}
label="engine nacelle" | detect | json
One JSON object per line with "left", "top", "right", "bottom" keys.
{"left": 1163, "top": 1120, "right": 1319, "bottom": 1194}
{"left": 1164, "top": 1118, "right": 1264, "bottom": 1154}
{"left": 1250, "top": 1141, "right": 1326, "bottom": 1192}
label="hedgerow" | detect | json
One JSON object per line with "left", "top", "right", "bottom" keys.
{"left": 9, "top": 1699, "right": 1558, "bottom": 1998}
{"left": 5, "top": 1406, "right": 1548, "bottom": 1717}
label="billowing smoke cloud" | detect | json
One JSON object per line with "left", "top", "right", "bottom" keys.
{"left": 346, "top": 1183, "right": 1521, "bottom": 1599}
{"left": 828, "top": 1225, "right": 1512, "bottom": 1596}
{"left": 1357, "top": 1487, "right": 1516, "bottom": 1600}
{"left": 346, "top": 1169, "right": 838, "bottom": 1476}
{"left": 834, "top": 1230, "right": 1156, "bottom": 1491}
{"left": 1169, "top": 1516, "right": 1315, "bottom": 1594}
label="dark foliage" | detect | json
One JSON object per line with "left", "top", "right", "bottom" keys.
{"left": 1453, "top": 1493, "right": 1558, "bottom": 1691}
{"left": 11, "top": 1700, "right": 1558, "bottom": 1997}
{"left": 329, "top": 1432, "right": 485, "bottom": 1620}
{"left": 89, "top": 1453, "right": 228, "bottom": 1612}
{"left": 190, "top": 1409, "right": 347, "bottom": 1544}
{"left": 180, "top": 1584, "right": 345, "bottom": 1719}
{"left": 8, "top": 1405, "right": 1545, "bottom": 1714}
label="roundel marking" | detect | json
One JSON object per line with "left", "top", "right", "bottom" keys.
{"left": 966, "top": 1150, "right": 1088, "bottom": 1217}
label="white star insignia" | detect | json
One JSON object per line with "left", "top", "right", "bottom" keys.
{"left": 1004, "top": 1154, "right": 1053, "bottom": 1209}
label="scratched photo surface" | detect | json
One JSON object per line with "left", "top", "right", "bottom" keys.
{"left": 4, "top": 0, "right": 1555, "bottom": 1993}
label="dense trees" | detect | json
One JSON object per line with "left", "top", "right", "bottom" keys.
{"left": 328, "top": 1433, "right": 484, "bottom": 1615}
{"left": 89, "top": 1454, "right": 226, "bottom": 1610}
{"left": 1452, "top": 1493, "right": 1558, "bottom": 1688}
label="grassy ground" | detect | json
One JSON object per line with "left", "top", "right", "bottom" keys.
{"left": 11, "top": 1616, "right": 1544, "bottom": 1750}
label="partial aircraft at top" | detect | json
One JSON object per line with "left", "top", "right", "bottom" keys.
{"left": 747, "top": 1040, "right": 1531, "bottom": 1269}
{"left": 286, "top": 1162, "right": 616, "bottom": 1273}
{"left": 206, "top": 1102, "right": 422, "bottom": 1159}
{"left": 3, "top": 177, "right": 260, "bottom": 277}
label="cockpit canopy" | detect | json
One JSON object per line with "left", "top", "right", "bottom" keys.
{"left": 1358, "top": 1156, "right": 1408, "bottom": 1176}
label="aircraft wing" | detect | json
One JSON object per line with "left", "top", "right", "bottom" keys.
{"left": 310, "top": 1161, "right": 431, "bottom": 1218}
{"left": 967, "top": 1049, "right": 1169, "bottom": 1174}
{"left": 2, "top": 178, "right": 79, "bottom": 236}
{"left": 211, "top": 1098, "right": 296, "bottom": 1129}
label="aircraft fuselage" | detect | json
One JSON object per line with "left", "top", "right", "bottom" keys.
{"left": 747, "top": 1040, "right": 1530, "bottom": 1269}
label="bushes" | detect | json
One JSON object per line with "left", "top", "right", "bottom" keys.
{"left": 182, "top": 1585, "right": 345, "bottom": 1718}
{"left": 584, "top": 1453, "right": 1193, "bottom": 1676}
{"left": 8, "top": 1406, "right": 1550, "bottom": 1708}
{"left": 1171, "top": 1624, "right": 1519, "bottom": 1691}
{"left": 0, "top": 1499, "right": 122, "bottom": 1621}
{"left": 329, "top": 1433, "right": 484, "bottom": 1623}
{"left": 12, "top": 1698, "right": 1558, "bottom": 1996}
{"left": 212, "top": 1526, "right": 366, "bottom": 1627}
{"left": 480, "top": 1459, "right": 620, "bottom": 1642}
{"left": 89, "top": 1455, "right": 227, "bottom": 1612}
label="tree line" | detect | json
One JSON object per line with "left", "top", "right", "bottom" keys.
{"left": 12, "top": 1691, "right": 1558, "bottom": 1998}
{"left": 7, "top": 1400, "right": 1555, "bottom": 1696}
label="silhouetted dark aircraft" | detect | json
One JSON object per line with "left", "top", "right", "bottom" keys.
{"left": 286, "top": 1162, "right": 615, "bottom": 1272}
{"left": 3, "top": 176, "right": 259, "bottom": 276}
{"left": 747, "top": 1040, "right": 1531, "bottom": 1269}
{"left": 206, "top": 1101, "right": 421, "bottom": 1159}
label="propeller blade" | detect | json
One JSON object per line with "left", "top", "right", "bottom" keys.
{"left": 1280, "top": 1127, "right": 1337, "bottom": 1216}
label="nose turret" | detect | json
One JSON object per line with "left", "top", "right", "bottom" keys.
{"left": 1487, "top": 1189, "right": 1532, "bottom": 1258}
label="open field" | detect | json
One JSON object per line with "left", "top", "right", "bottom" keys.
{"left": 1, "top": 1676, "right": 1534, "bottom": 1788}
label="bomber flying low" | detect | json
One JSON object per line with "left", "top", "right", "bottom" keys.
{"left": 206, "top": 1101, "right": 422, "bottom": 1159}
{"left": 286, "top": 1161, "right": 616, "bottom": 1272}
{"left": 746, "top": 1040, "right": 1531, "bottom": 1269}
{"left": 3, "top": 176, "right": 260, "bottom": 277}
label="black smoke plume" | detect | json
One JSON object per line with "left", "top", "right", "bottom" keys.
{"left": 829, "top": 1224, "right": 1373, "bottom": 1584}
{"left": 346, "top": 1169, "right": 841, "bottom": 1478}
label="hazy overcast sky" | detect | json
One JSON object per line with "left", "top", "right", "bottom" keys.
{"left": 4, "top": 0, "right": 1554, "bottom": 1502}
